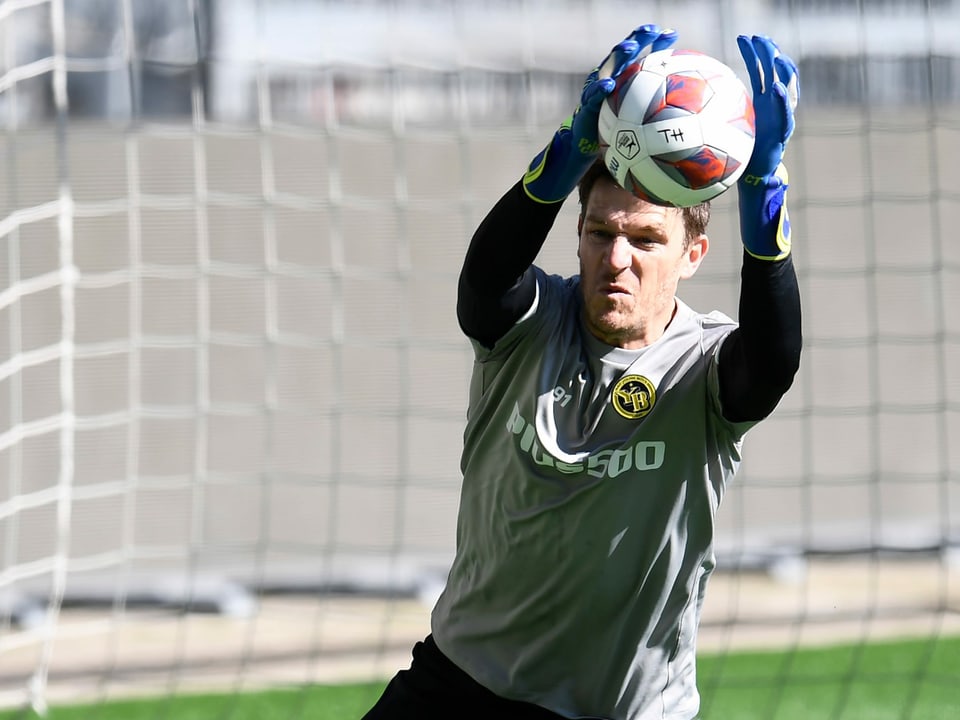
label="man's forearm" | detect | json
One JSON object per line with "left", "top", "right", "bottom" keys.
{"left": 456, "top": 181, "right": 562, "bottom": 347}
{"left": 719, "top": 251, "right": 802, "bottom": 422}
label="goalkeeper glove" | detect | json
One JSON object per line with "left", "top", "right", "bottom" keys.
{"left": 736, "top": 35, "right": 799, "bottom": 261}
{"left": 522, "top": 24, "right": 678, "bottom": 204}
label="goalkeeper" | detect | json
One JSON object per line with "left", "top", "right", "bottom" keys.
{"left": 363, "top": 25, "right": 801, "bottom": 720}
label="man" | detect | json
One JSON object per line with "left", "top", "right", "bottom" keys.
{"left": 363, "top": 24, "right": 801, "bottom": 720}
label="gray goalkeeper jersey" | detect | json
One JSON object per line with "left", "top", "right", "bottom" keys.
{"left": 431, "top": 267, "right": 756, "bottom": 720}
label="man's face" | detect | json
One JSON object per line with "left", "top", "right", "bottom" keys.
{"left": 577, "top": 178, "right": 708, "bottom": 349}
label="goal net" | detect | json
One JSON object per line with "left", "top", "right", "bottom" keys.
{"left": 1, "top": 0, "right": 958, "bottom": 715}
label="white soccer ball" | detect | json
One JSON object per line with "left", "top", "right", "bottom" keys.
{"left": 597, "top": 48, "right": 756, "bottom": 207}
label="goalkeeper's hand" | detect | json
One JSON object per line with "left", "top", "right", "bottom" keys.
{"left": 522, "top": 24, "right": 678, "bottom": 204}
{"left": 736, "top": 34, "right": 799, "bottom": 261}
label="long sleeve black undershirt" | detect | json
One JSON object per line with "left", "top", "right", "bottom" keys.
{"left": 457, "top": 182, "right": 554, "bottom": 345}
{"left": 457, "top": 180, "right": 802, "bottom": 423}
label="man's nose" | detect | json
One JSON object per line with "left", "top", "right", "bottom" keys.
{"left": 606, "top": 236, "right": 632, "bottom": 270}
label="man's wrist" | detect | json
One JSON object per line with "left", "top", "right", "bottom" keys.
{"left": 522, "top": 116, "right": 599, "bottom": 204}
{"left": 738, "top": 163, "right": 792, "bottom": 261}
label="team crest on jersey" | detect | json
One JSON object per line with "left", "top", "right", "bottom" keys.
{"left": 611, "top": 374, "right": 656, "bottom": 420}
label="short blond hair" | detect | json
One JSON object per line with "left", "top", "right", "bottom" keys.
{"left": 577, "top": 160, "right": 710, "bottom": 247}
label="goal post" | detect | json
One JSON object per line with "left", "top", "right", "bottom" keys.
{"left": 1, "top": 0, "right": 958, "bottom": 714}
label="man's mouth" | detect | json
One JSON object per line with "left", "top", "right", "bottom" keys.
{"left": 601, "top": 283, "right": 631, "bottom": 296}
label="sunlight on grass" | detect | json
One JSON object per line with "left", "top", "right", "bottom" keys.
{"left": 1, "top": 636, "right": 956, "bottom": 720}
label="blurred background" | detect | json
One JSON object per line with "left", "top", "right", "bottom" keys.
{"left": 0, "top": 0, "right": 958, "bottom": 715}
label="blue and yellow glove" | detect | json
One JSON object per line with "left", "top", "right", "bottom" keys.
{"left": 736, "top": 35, "right": 800, "bottom": 261}
{"left": 522, "top": 24, "right": 678, "bottom": 204}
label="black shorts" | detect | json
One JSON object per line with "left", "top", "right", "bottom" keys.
{"left": 361, "top": 635, "right": 571, "bottom": 720}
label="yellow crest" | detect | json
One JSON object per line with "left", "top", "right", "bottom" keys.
{"left": 611, "top": 374, "right": 657, "bottom": 420}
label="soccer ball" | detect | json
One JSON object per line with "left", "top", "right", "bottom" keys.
{"left": 597, "top": 48, "right": 756, "bottom": 207}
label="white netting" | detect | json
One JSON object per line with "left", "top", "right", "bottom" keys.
{"left": 1, "top": 0, "right": 958, "bottom": 714}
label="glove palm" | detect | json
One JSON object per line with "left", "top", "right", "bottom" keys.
{"left": 737, "top": 35, "right": 799, "bottom": 260}
{"left": 522, "top": 25, "right": 678, "bottom": 204}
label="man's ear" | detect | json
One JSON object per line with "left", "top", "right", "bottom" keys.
{"left": 576, "top": 215, "right": 584, "bottom": 258}
{"left": 680, "top": 234, "right": 709, "bottom": 280}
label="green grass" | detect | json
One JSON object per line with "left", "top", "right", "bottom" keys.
{"left": 0, "top": 683, "right": 385, "bottom": 720}
{"left": 696, "top": 635, "right": 960, "bottom": 720}
{"left": 1, "top": 636, "right": 957, "bottom": 720}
